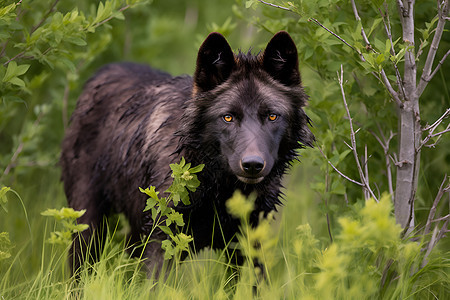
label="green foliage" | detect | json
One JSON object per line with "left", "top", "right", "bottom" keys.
{"left": 0, "top": 232, "right": 13, "bottom": 262}
{"left": 226, "top": 191, "right": 277, "bottom": 269}
{"left": 41, "top": 207, "right": 88, "bottom": 245}
{"left": 0, "top": 186, "right": 10, "bottom": 212}
{"left": 140, "top": 157, "right": 203, "bottom": 260}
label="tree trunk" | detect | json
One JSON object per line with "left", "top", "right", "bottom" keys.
{"left": 395, "top": 0, "right": 420, "bottom": 231}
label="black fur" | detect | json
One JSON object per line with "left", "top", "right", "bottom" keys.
{"left": 60, "top": 31, "right": 314, "bottom": 275}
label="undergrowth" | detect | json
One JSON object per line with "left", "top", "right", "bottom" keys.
{"left": 0, "top": 161, "right": 448, "bottom": 299}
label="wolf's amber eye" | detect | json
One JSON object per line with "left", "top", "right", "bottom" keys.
{"left": 268, "top": 113, "right": 278, "bottom": 121}
{"left": 223, "top": 114, "right": 233, "bottom": 122}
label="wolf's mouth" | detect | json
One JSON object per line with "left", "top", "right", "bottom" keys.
{"left": 237, "top": 175, "right": 264, "bottom": 184}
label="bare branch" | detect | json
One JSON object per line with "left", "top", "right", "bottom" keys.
{"left": 351, "top": 0, "right": 371, "bottom": 47}
{"left": 420, "top": 108, "right": 450, "bottom": 149}
{"left": 379, "top": 69, "right": 402, "bottom": 106}
{"left": 416, "top": 0, "right": 449, "bottom": 97}
{"left": 423, "top": 108, "right": 450, "bottom": 131}
{"left": 308, "top": 17, "right": 361, "bottom": 56}
{"left": 422, "top": 218, "right": 449, "bottom": 268}
{"left": 379, "top": 4, "right": 407, "bottom": 104}
{"left": 317, "top": 145, "right": 364, "bottom": 187}
{"left": 370, "top": 124, "right": 396, "bottom": 202}
{"left": 352, "top": 2, "right": 404, "bottom": 106}
{"left": 257, "top": 0, "right": 291, "bottom": 11}
{"left": 338, "top": 65, "right": 378, "bottom": 201}
{"left": 431, "top": 214, "right": 449, "bottom": 223}
{"left": 363, "top": 144, "right": 370, "bottom": 200}
{"left": 427, "top": 49, "right": 450, "bottom": 83}
{"left": 424, "top": 175, "right": 449, "bottom": 236}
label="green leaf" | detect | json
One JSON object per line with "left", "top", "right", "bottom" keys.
{"left": 41, "top": 207, "right": 86, "bottom": 221}
{"left": 0, "top": 187, "right": 10, "bottom": 213}
{"left": 367, "top": 18, "right": 382, "bottom": 38}
{"left": 2, "top": 61, "right": 30, "bottom": 86}
{"left": 71, "top": 224, "right": 89, "bottom": 233}
{"left": 140, "top": 186, "right": 159, "bottom": 201}
{"left": 161, "top": 239, "right": 175, "bottom": 260}
{"left": 167, "top": 211, "right": 185, "bottom": 227}
{"left": 159, "top": 225, "right": 173, "bottom": 236}
{"left": 0, "top": 232, "right": 13, "bottom": 261}
{"left": 143, "top": 197, "right": 157, "bottom": 212}
{"left": 376, "top": 53, "right": 385, "bottom": 65}
{"left": 189, "top": 164, "right": 204, "bottom": 174}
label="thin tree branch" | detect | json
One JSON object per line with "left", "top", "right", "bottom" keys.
{"left": 420, "top": 108, "right": 450, "bottom": 149}
{"left": 257, "top": 0, "right": 291, "bottom": 11}
{"left": 416, "top": 0, "right": 449, "bottom": 97}
{"left": 424, "top": 175, "right": 449, "bottom": 236}
{"left": 363, "top": 144, "right": 370, "bottom": 200}
{"left": 380, "top": 69, "right": 402, "bottom": 106}
{"left": 351, "top": 0, "right": 371, "bottom": 48}
{"left": 31, "top": 0, "right": 60, "bottom": 33}
{"left": 92, "top": 5, "right": 130, "bottom": 28}
{"left": 422, "top": 218, "right": 449, "bottom": 268}
{"left": 338, "top": 65, "right": 378, "bottom": 201}
{"left": 352, "top": 1, "right": 404, "bottom": 106}
{"left": 431, "top": 214, "right": 449, "bottom": 223}
{"left": 426, "top": 49, "right": 450, "bottom": 84}
{"left": 317, "top": 144, "right": 364, "bottom": 187}
{"left": 308, "top": 17, "right": 360, "bottom": 55}
{"left": 3, "top": 50, "right": 26, "bottom": 66}
{"left": 379, "top": 3, "right": 407, "bottom": 104}
{"left": 370, "top": 124, "right": 396, "bottom": 202}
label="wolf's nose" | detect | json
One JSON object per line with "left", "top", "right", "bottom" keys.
{"left": 241, "top": 156, "right": 265, "bottom": 176}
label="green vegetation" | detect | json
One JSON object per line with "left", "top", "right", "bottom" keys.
{"left": 1, "top": 0, "right": 449, "bottom": 298}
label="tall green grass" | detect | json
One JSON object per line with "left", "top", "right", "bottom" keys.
{"left": 1, "top": 164, "right": 448, "bottom": 299}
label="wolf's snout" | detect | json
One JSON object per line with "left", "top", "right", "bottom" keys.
{"left": 241, "top": 156, "right": 265, "bottom": 176}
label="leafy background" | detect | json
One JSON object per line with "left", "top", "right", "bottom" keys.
{"left": 0, "top": 0, "right": 449, "bottom": 298}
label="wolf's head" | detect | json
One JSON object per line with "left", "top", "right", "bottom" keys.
{"left": 183, "top": 31, "right": 314, "bottom": 185}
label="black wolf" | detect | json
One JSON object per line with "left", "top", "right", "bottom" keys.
{"left": 60, "top": 31, "right": 314, "bottom": 275}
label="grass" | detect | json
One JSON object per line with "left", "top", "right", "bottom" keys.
{"left": 1, "top": 162, "right": 449, "bottom": 299}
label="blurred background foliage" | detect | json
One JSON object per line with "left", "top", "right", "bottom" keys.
{"left": 0, "top": 0, "right": 449, "bottom": 295}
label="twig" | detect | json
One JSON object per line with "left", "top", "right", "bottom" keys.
{"left": 379, "top": 69, "right": 402, "bottom": 106}
{"left": 92, "top": 5, "right": 130, "bottom": 28}
{"left": 379, "top": 3, "right": 406, "bottom": 104}
{"left": 420, "top": 108, "right": 450, "bottom": 149}
{"left": 423, "top": 49, "right": 450, "bottom": 85}
{"left": 338, "top": 65, "right": 378, "bottom": 201}
{"left": 351, "top": 0, "right": 371, "bottom": 48}
{"left": 377, "top": 126, "right": 396, "bottom": 201}
{"left": 424, "top": 175, "right": 449, "bottom": 236}
{"left": 3, "top": 51, "right": 26, "bottom": 66}
{"left": 416, "top": 0, "right": 449, "bottom": 97}
{"left": 423, "top": 108, "right": 450, "bottom": 131}
{"left": 31, "top": 0, "right": 60, "bottom": 33}
{"left": 363, "top": 144, "right": 370, "bottom": 200}
{"left": 422, "top": 219, "right": 449, "bottom": 268}
{"left": 431, "top": 214, "right": 449, "bottom": 223}
{"left": 308, "top": 17, "right": 360, "bottom": 56}
{"left": 317, "top": 144, "right": 364, "bottom": 187}
{"left": 257, "top": 0, "right": 291, "bottom": 11}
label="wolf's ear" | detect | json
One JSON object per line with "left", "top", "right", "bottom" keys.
{"left": 194, "top": 32, "right": 235, "bottom": 92}
{"left": 263, "top": 31, "right": 300, "bottom": 86}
